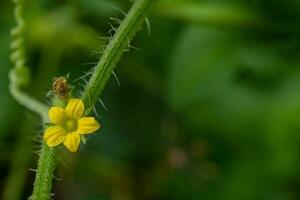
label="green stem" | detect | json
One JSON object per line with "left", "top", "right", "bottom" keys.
{"left": 30, "top": 0, "right": 157, "bottom": 199}
{"left": 82, "top": 0, "right": 157, "bottom": 113}
{"left": 30, "top": 144, "right": 57, "bottom": 200}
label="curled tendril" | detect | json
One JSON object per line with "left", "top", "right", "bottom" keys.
{"left": 10, "top": 0, "right": 30, "bottom": 87}
{"left": 9, "top": 0, "right": 48, "bottom": 116}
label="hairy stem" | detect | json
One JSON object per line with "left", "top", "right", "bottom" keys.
{"left": 30, "top": 0, "right": 157, "bottom": 199}
{"left": 30, "top": 144, "right": 57, "bottom": 200}
{"left": 82, "top": 0, "right": 157, "bottom": 113}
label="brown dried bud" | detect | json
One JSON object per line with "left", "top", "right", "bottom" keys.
{"left": 53, "top": 76, "right": 70, "bottom": 99}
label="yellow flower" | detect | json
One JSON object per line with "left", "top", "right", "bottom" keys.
{"left": 44, "top": 98, "right": 100, "bottom": 152}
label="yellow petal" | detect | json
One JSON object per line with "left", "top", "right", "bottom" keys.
{"left": 48, "top": 106, "right": 65, "bottom": 125}
{"left": 63, "top": 132, "right": 80, "bottom": 152}
{"left": 65, "top": 98, "right": 84, "bottom": 119}
{"left": 44, "top": 125, "right": 66, "bottom": 147}
{"left": 78, "top": 117, "right": 100, "bottom": 134}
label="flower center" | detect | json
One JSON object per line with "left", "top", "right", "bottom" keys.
{"left": 63, "top": 118, "right": 78, "bottom": 132}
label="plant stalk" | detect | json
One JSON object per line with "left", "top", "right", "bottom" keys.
{"left": 82, "top": 0, "right": 157, "bottom": 113}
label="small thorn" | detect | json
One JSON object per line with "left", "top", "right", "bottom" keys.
{"left": 98, "top": 98, "right": 108, "bottom": 111}
{"left": 112, "top": 71, "right": 121, "bottom": 87}
{"left": 112, "top": 7, "right": 127, "bottom": 16}
{"left": 58, "top": 158, "right": 71, "bottom": 170}
{"left": 80, "top": 62, "right": 98, "bottom": 66}
{"left": 29, "top": 168, "right": 37, "bottom": 172}
{"left": 73, "top": 68, "right": 94, "bottom": 82}
{"left": 145, "top": 17, "right": 151, "bottom": 36}
{"left": 53, "top": 172, "right": 63, "bottom": 181}
{"left": 110, "top": 17, "right": 122, "bottom": 24}
{"left": 93, "top": 106, "right": 101, "bottom": 119}
{"left": 128, "top": 42, "right": 141, "bottom": 51}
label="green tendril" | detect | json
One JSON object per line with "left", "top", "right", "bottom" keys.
{"left": 9, "top": 0, "right": 48, "bottom": 115}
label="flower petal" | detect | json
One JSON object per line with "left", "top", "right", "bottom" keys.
{"left": 65, "top": 98, "right": 84, "bottom": 119}
{"left": 44, "top": 125, "right": 66, "bottom": 147}
{"left": 63, "top": 132, "right": 80, "bottom": 152}
{"left": 48, "top": 106, "right": 65, "bottom": 125}
{"left": 78, "top": 117, "right": 100, "bottom": 134}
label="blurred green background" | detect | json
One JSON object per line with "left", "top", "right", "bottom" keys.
{"left": 2, "top": 0, "right": 300, "bottom": 199}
